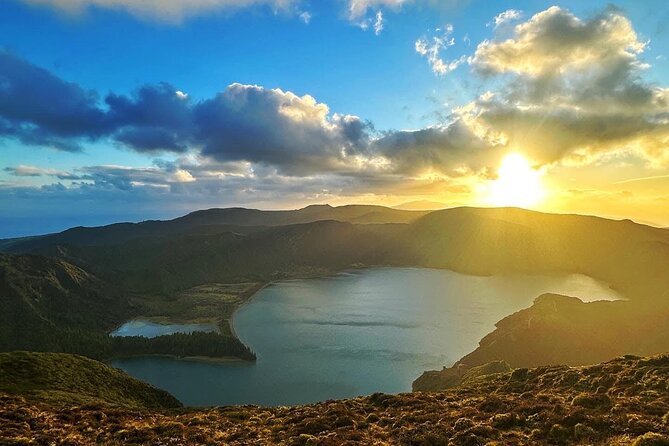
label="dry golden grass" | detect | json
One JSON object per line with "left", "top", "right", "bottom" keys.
{"left": 3, "top": 354, "right": 669, "bottom": 445}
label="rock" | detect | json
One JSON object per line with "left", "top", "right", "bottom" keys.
{"left": 413, "top": 361, "right": 512, "bottom": 392}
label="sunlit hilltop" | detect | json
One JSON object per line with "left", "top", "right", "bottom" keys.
{"left": 1, "top": 1, "right": 668, "bottom": 236}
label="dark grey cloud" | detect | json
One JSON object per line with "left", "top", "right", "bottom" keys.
{"left": 0, "top": 51, "right": 109, "bottom": 151}
{"left": 0, "top": 51, "right": 194, "bottom": 152}
{"left": 195, "top": 84, "right": 372, "bottom": 175}
{"left": 0, "top": 54, "right": 379, "bottom": 174}
{"left": 374, "top": 120, "right": 500, "bottom": 176}
{"left": 105, "top": 83, "right": 193, "bottom": 153}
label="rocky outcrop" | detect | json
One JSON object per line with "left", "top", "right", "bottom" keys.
{"left": 414, "top": 293, "right": 669, "bottom": 392}
{"left": 413, "top": 360, "right": 512, "bottom": 391}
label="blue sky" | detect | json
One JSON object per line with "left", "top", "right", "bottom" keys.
{"left": 4, "top": 0, "right": 667, "bottom": 130}
{"left": 2, "top": 0, "right": 669, "bottom": 236}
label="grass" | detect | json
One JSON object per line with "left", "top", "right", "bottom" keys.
{"left": 3, "top": 352, "right": 669, "bottom": 445}
{"left": 133, "top": 282, "right": 263, "bottom": 336}
{"left": 0, "top": 351, "right": 181, "bottom": 409}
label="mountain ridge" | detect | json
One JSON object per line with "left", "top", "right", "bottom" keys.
{"left": 2, "top": 205, "right": 669, "bottom": 374}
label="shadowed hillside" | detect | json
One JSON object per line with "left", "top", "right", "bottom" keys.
{"left": 0, "top": 254, "right": 127, "bottom": 352}
{"left": 2, "top": 205, "right": 669, "bottom": 368}
{"left": 404, "top": 207, "right": 669, "bottom": 302}
{"left": 0, "top": 254, "right": 255, "bottom": 360}
{"left": 20, "top": 206, "right": 669, "bottom": 303}
{"left": 0, "top": 352, "right": 181, "bottom": 408}
{"left": 0, "top": 204, "right": 428, "bottom": 252}
{"left": 413, "top": 294, "right": 669, "bottom": 391}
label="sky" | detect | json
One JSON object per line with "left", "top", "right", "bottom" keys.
{"left": 1, "top": 0, "right": 669, "bottom": 236}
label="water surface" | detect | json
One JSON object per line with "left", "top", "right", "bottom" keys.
{"left": 110, "top": 319, "right": 219, "bottom": 338}
{"left": 112, "top": 268, "right": 621, "bottom": 406}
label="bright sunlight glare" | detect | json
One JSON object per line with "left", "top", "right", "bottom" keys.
{"left": 488, "top": 153, "right": 545, "bottom": 208}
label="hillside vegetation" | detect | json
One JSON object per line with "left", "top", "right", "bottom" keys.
{"left": 0, "top": 254, "right": 255, "bottom": 360}
{"left": 0, "top": 351, "right": 181, "bottom": 409}
{"left": 3, "top": 353, "right": 669, "bottom": 445}
{"left": 2, "top": 205, "right": 669, "bottom": 367}
{"left": 0, "top": 204, "right": 428, "bottom": 252}
{"left": 414, "top": 293, "right": 669, "bottom": 390}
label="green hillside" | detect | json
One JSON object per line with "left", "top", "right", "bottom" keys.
{"left": 2, "top": 205, "right": 669, "bottom": 368}
{"left": 0, "top": 204, "right": 428, "bottom": 252}
{"left": 0, "top": 351, "right": 181, "bottom": 408}
{"left": 0, "top": 253, "right": 255, "bottom": 361}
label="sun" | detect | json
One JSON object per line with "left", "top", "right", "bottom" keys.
{"left": 487, "top": 153, "right": 545, "bottom": 208}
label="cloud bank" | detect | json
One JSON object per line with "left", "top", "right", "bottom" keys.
{"left": 3, "top": 5, "right": 669, "bottom": 231}
{"left": 465, "top": 6, "right": 669, "bottom": 167}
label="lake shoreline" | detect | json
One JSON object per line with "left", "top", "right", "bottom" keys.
{"left": 111, "top": 268, "right": 624, "bottom": 407}
{"left": 107, "top": 353, "right": 253, "bottom": 365}
{"left": 109, "top": 267, "right": 625, "bottom": 371}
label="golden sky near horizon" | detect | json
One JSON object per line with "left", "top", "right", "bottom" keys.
{"left": 2, "top": 2, "right": 669, "bottom": 232}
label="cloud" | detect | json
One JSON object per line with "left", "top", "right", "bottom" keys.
{"left": 105, "top": 83, "right": 194, "bottom": 153}
{"left": 373, "top": 120, "right": 501, "bottom": 177}
{"left": 0, "top": 51, "right": 109, "bottom": 151}
{"left": 76, "top": 164, "right": 199, "bottom": 190}
{"left": 5, "top": 6, "right": 669, "bottom": 214}
{"left": 0, "top": 54, "right": 386, "bottom": 175}
{"left": 194, "top": 84, "right": 373, "bottom": 175}
{"left": 489, "top": 9, "right": 522, "bottom": 28}
{"left": 19, "top": 0, "right": 302, "bottom": 23}
{"left": 299, "top": 11, "right": 311, "bottom": 24}
{"left": 3, "top": 165, "right": 77, "bottom": 179}
{"left": 373, "top": 11, "right": 384, "bottom": 35}
{"left": 0, "top": 53, "right": 197, "bottom": 153}
{"left": 0, "top": 54, "right": 374, "bottom": 168}
{"left": 353, "top": 9, "right": 385, "bottom": 35}
{"left": 348, "top": 0, "right": 409, "bottom": 19}
{"left": 471, "top": 6, "right": 646, "bottom": 77}
{"left": 415, "top": 25, "right": 466, "bottom": 75}
{"left": 460, "top": 6, "right": 669, "bottom": 167}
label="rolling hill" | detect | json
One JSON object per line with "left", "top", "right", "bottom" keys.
{"left": 0, "top": 253, "right": 254, "bottom": 360}
{"left": 0, "top": 204, "right": 428, "bottom": 253}
{"left": 0, "top": 351, "right": 181, "bottom": 409}
{"left": 2, "top": 205, "right": 669, "bottom": 370}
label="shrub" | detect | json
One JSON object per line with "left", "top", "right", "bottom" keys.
{"left": 571, "top": 393, "right": 612, "bottom": 409}
{"left": 573, "top": 423, "right": 597, "bottom": 441}
{"left": 490, "top": 413, "right": 515, "bottom": 429}
{"left": 633, "top": 432, "right": 669, "bottom": 446}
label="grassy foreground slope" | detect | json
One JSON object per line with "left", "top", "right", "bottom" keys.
{"left": 3, "top": 353, "right": 669, "bottom": 445}
{"left": 0, "top": 352, "right": 181, "bottom": 409}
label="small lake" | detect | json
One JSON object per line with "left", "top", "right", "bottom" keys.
{"left": 112, "top": 268, "right": 622, "bottom": 406}
{"left": 111, "top": 320, "right": 219, "bottom": 338}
